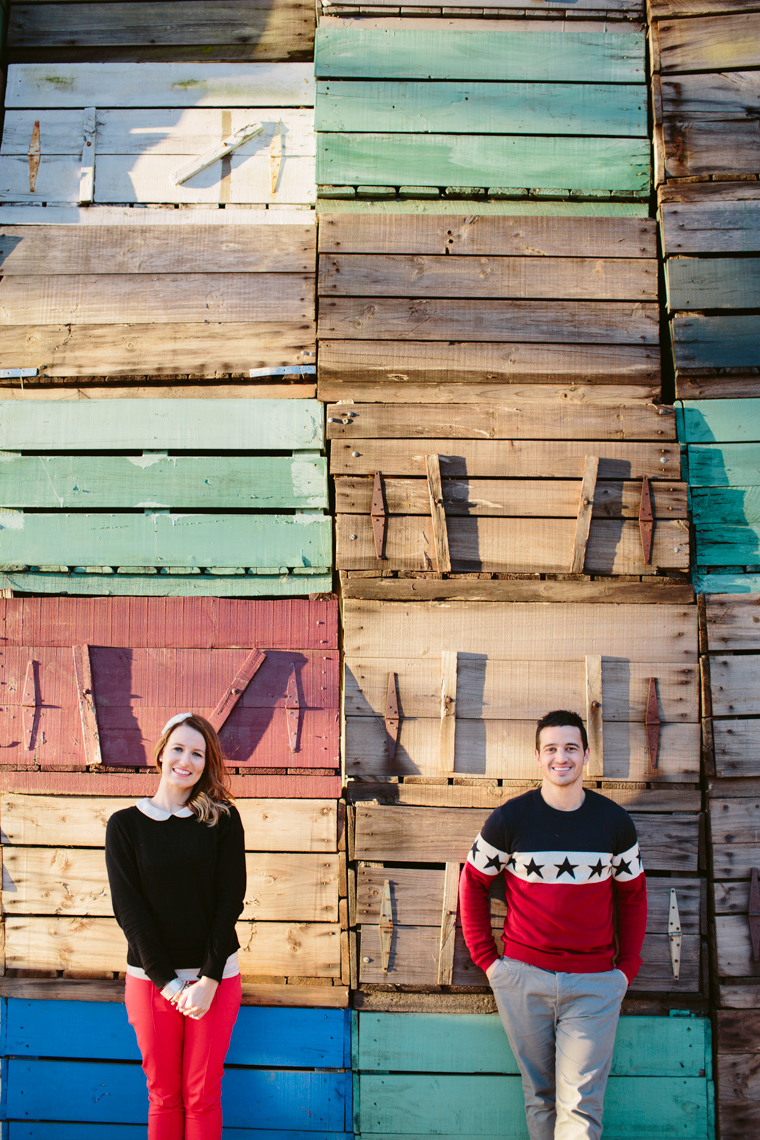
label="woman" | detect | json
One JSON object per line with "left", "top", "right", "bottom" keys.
{"left": 105, "top": 712, "right": 246, "bottom": 1140}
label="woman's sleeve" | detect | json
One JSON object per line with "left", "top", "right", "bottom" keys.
{"left": 105, "top": 813, "right": 177, "bottom": 990}
{"left": 200, "top": 805, "right": 247, "bottom": 983}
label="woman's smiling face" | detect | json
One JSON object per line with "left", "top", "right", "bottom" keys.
{"left": 160, "top": 722, "right": 206, "bottom": 795}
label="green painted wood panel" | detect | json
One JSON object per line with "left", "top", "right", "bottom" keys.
{"left": 315, "top": 81, "right": 647, "bottom": 137}
{"left": 687, "top": 444, "right": 760, "bottom": 487}
{"left": 665, "top": 257, "right": 760, "bottom": 310}
{"left": 672, "top": 315, "right": 760, "bottom": 372}
{"left": 315, "top": 201, "right": 649, "bottom": 217}
{"left": 0, "top": 454, "right": 328, "bottom": 509}
{"left": 357, "top": 1075, "right": 710, "bottom": 1138}
{"left": 692, "top": 486, "right": 760, "bottom": 525}
{"left": 693, "top": 570, "right": 760, "bottom": 594}
{"left": 314, "top": 30, "right": 646, "bottom": 83}
{"left": 317, "top": 134, "right": 650, "bottom": 193}
{"left": 356, "top": 1014, "right": 708, "bottom": 1077}
{"left": 0, "top": 571, "right": 333, "bottom": 596}
{"left": 0, "top": 512, "right": 332, "bottom": 569}
{"left": 0, "top": 400, "right": 324, "bottom": 451}
{"left": 678, "top": 400, "right": 760, "bottom": 443}
{"left": 694, "top": 524, "right": 760, "bottom": 565}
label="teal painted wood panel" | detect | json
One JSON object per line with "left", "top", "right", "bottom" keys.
{"left": 692, "top": 487, "right": 760, "bottom": 525}
{"left": 0, "top": 454, "right": 328, "bottom": 509}
{"left": 0, "top": 571, "right": 333, "bottom": 596}
{"left": 665, "top": 257, "right": 760, "bottom": 310}
{"left": 0, "top": 512, "right": 332, "bottom": 569}
{"left": 694, "top": 524, "right": 760, "bottom": 565}
{"left": 678, "top": 400, "right": 760, "bottom": 444}
{"left": 314, "top": 30, "right": 646, "bottom": 83}
{"left": 672, "top": 315, "right": 760, "bottom": 372}
{"left": 693, "top": 570, "right": 760, "bottom": 594}
{"left": 687, "top": 444, "right": 760, "bottom": 487}
{"left": 356, "top": 1014, "right": 708, "bottom": 1078}
{"left": 357, "top": 1075, "right": 709, "bottom": 1138}
{"left": 317, "top": 134, "right": 650, "bottom": 193}
{"left": 0, "top": 400, "right": 324, "bottom": 451}
{"left": 315, "top": 81, "right": 647, "bottom": 137}
{"left": 4, "top": 1060, "right": 348, "bottom": 1130}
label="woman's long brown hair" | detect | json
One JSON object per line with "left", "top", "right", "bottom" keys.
{"left": 154, "top": 714, "right": 234, "bottom": 826}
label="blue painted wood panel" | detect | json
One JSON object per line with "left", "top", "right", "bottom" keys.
{"left": 10, "top": 1128, "right": 352, "bottom": 1140}
{"left": 672, "top": 314, "right": 760, "bottom": 372}
{"left": 1, "top": 1001, "right": 349, "bottom": 1069}
{"left": 4, "top": 1060, "right": 349, "bottom": 1130}
{"left": 688, "top": 444, "right": 760, "bottom": 487}
{"left": 678, "top": 400, "right": 760, "bottom": 444}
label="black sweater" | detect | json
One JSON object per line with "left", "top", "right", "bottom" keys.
{"left": 105, "top": 803, "right": 246, "bottom": 989}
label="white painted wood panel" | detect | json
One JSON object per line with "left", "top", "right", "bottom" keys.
{"left": 0, "top": 206, "right": 314, "bottom": 224}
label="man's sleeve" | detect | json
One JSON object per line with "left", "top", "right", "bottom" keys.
{"left": 458, "top": 809, "right": 510, "bottom": 973}
{"left": 611, "top": 813, "right": 648, "bottom": 984}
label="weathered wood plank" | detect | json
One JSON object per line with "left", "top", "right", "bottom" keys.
{"left": 693, "top": 486, "right": 760, "bottom": 525}
{"left": 666, "top": 258, "right": 760, "bottom": 311}
{"left": 709, "top": 656, "right": 760, "bottom": 715}
{"left": 330, "top": 440, "right": 680, "bottom": 478}
{"left": 319, "top": 299, "right": 659, "bottom": 344}
{"left": 343, "top": 600, "right": 697, "bottom": 662}
{"left": 716, "top": 1010, "right": 760, "bottom": 1053}
{"left": 8, "top": 2, "right": 315, "bottom": 55}
{"left": 0, "top": 322, "right": 316, "bottom": 377}
{"left": 659, "top": 179, "right": 760, "bottom": 206}
{"left": 0, "top": 455, "right": 328, "bottom": 510}
{"left": 715, "top": 915, "right": 760, "bottom": 977}
{"left": 0, "top": 795, "right": 338, "bottom": 851}
{"left": 314, "top": 29, "right": 645, "bottom": 83}
{"left": 335, "top": 477, "right": 687, "bottom": 517}
{"left": 344, "top": 717, "right": 700, "bottom": 779}
{"left": 707, "top": 595, "right": 760, "bottom": 649}
{"left": 315, "top": 80, "right": 647, "bottom": 137}
{"left": 0, "top": 274, "right": 314, "bottom": 324}
{"left": 3, "top": 916, "right": 341, "bottom": 976}
{"left": 0, "top": 205, "right": 315, "bottom": 225}
{"left": 713, "top": 721, "right": 760, "bottom": 776}
{"left": 318, "top": 213, "right": 657, "bottom": 257}
{"left": 5, "top": 62, "right": 316, "bottom": 108}
{"left": 2, "top": 848, "right": 339, "bottom": 921}
{"left": 659, "top": 199, "right": 760, "bottom": 255}
{"left": 0, "top": 225, "right": 315, "bottom": 274}
{"left": 317, "top": 134, "right": 650, "bottom": 194}
{"left": 0, "top": 976, "right": 347, "bottom": 1005}
{"left": 348, "top": 781, "right": 701, "bottom": 811}
{"left": 335, "top": 515, "right": 689, "bottom": 573}
{"left": 318, "top": 340, "right": 660, "bottom": 385}
{"left": 344, "top": 658, "right": 697, "bottom": 721}
{"left": 328, "top": 402, "right": 675, "bottom": 440}
{"left": 688, "top": 444, "right": 760, "bottom": 487}
{"left": 0, "top": 399, "right": 323, "bottom": 450}
{"left": 673, "top": 315, "right": 760, "bottom": 373}
{"left": 659, "top": 73, "right": 760, "bottom": 179}
{"left": 340, "top": 578, "right": 695, "bottom": 604}
{"left": 679, "top": 398, "right": 760, "bottom": 443}
{"left": 650, "top": 0, "right": 760, "bottom": 15}
{"left": 657, "top": 13, "right": 760, "bottom": 73}
{"left": 319, "top": 254, "right": 656, "bottom": 300}
{"left": 693, "top": 524, "right": 760, "bottom": 567}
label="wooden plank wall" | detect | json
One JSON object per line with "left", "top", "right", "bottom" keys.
{"left": 6, "top": 1, "right": 316, "bottom": 64}
{"left": 677, "top": 399, "right": 760, "bottom": 595}
{"left": 317, "top": 213, "right": 661, "bottom": 398}
{"left": 0, "top": 1001, "right": 351, "bottom": 1136}
{"left": 0, "top": 398, "right": 332, "bottom": 595}
{"left": 314, "top": 27, "right": 650, "bottom": 204}
{"left": 320, "top": 2, "right": 643, "bottom": 24}
{"left": 704, "top": 595, "right": 760, "bottom": 1139}
{"left": 341, "top": 596, "right": 705, "bottom": 1004}
{"left": 328, "top": 402, "right": 689, "bottom": 575}
{"left": 351, "top": 1012, "right": 713, "bottom": 1138}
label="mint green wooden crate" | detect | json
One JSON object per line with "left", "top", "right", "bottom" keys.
{"left": 0, "top": 399, "right": 332, "bottom": 596}
{"left": 353, "top": 1012, "right": 714, "bottom": 1140}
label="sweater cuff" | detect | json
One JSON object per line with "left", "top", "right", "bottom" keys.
{"left": 616, "top": 956, "right": 641, "bottom": 985}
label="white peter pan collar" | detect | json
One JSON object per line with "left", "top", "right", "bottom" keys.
{"left": 136, "top": 797, "right": 194, "bottom": 821}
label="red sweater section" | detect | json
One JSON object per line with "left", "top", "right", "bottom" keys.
{"left": 459, "top": 861, "right": 647, "bottom": 984}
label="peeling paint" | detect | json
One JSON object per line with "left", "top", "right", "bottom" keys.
{"left": 0, "top": 511, "right": 24, "bottom": 530}
{"left": 127, "top": 455, "right": 163, "bottom": 469}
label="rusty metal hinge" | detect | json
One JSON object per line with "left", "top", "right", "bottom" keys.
{"left": 639, "top": 475, "right": 654, "bottom": 566}
{"left": 371, "top": 471, "right": 387, "bottom": 560}
{"left": 646, "top": 678, "right": 660, "bottom": 773}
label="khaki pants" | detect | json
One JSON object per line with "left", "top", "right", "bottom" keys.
{"left": 490, "top": 956, "right": 627, "bottom": 1140}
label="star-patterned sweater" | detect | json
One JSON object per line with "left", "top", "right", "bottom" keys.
{"left": 459, "top": 788, "right": 647, "bottom": 983}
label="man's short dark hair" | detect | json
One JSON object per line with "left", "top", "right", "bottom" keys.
{"left": 535, "top": 710, "right": 588, "bottom": 752}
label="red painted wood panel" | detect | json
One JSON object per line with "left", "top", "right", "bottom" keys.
{"left": 0, "top": 772, "right": 343, "bottom": 797}
{"left": 1, "top": 598, "right": 338, "bottom": 650}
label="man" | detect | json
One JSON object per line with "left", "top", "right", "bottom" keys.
{"left": 459, "top": 709, "right": 647, "bottom": 1140}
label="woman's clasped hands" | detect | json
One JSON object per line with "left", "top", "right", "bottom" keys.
{"left": 168, "top": 976, "right": 219, "bottom": 1020}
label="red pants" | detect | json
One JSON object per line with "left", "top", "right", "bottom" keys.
{"left": 125, "top": 974, "right": 242, "bottom": 1140}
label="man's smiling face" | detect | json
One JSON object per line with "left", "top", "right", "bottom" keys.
{"left": 535, "top": 723, "right": 589, "bottom": 788}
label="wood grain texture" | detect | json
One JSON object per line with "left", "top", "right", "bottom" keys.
{"left": 715, "top": 916, "right": 760, "bottom": 977}
{"left": 319, "top": 298, "right": 659, "bottom": 344}
{"left": 318, "top": 213, "right": 657, "bottom": 257}
{"left": 0, "top": 570, "right": 334, "bottom": 598}
{"left": 666, "top": 257, "right": 760, "bottom": 310}
{"left": 340, "top": 577, "right": 695, "bottom": 603}
{"left": 319, "top": 254, "right": 657, "bottom": 300}
{"left": 659, "top": 199, "right": 760, "bottom": 255}
{"left": 317, "top": 133, "right": 650, "bottom": 194}
{"left": 0, "top": 772, "right": 342, "bottom": 798}
{"left": 672, "top": 314, "right": 760, "bottom": 373}
{"left": 678, "top": 398, "right": 760, "bottom": 443}
{"left": 713, "top": 720, "right": 760, "bottom": 776}
{"left": 314, "top": 29, "right": 645, "bottom": 83}
{"left": 657, "top": 12, "right": 760, "bottom": 73}
{"left": 706, "top": 594, "right": 760, "bottom": 649}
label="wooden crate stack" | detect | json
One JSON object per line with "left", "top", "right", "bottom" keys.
{"left": 651, "top": 0, "right": 760, "bottom": 400}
